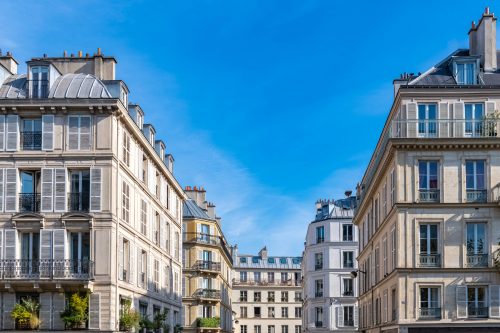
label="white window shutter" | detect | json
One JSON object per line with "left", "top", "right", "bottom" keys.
{"left": 490, "top": 285, "right": 500, "bottom": 318}
{"left": 42, "top": 114, "right": 54, "bottom": 151}
{"left": 5, "top": 115, "right": 18, "bottom": 151}
{"left": 129, "top": 243, "right": 135, "bottom": 283}
{"left": 40, "top": 230, "right": 52, "bottom": 260}
{"left": 486, "top": 101, "right": 496, "bottom": 116}
{"left": 4, "top": 168, "right": 17, "bottom": 212}
{"left": 456, "top": 285, "right": 468, "bottom": 319}
{"left": 160, "top": 216, "right": 165, "bottom": 250}
{"left": 354, "top": 307, "right": 358, "bottom": 327}
{"left": 138, "top": 149, "right": 143, "bottom": 181}
{"left": 68, "top": 116, "right": 79, "bottom": 150}
{"left": 80, "top": 116, "right": 91, "bottom": 150}
{"left": 0, "top": 169, "right": 4, "bottom": 212}
{"left": 3, "top": 292, "right": 16, "bottom": 329}
{"left": 53, "top": 168, "right": 66, "bottom": 212}
{"left": 52, "top": 293, "right": 66, "bottom": 330}
{"left": 438, "top": 103, "right": 449, "bottom": 138}
{"left": 454, "top": 102, "right": 465, "bottom": 137}
{"left": 337, "top": 306, "right": 344, "bottom": 327}
{"left": 137, "top": 247, "right": 142, "bottom": 287}
{"left": 39, "top": 292, "right": 52, "bottom": 330}
{"left": 4, "top": 229, "right": 16, "bottom": 259}
{"left": 148, "top": 163, "right": 155, "bottom": 193}
{"left": 406, "top": 102, "right": 417, "bottom": 138}
{"left": 41, "top": 168, "right": 54, "bottom": 212}
{"left": 89, "top": 293, "right": 101, "bottom": 329}
{"left": 0, "top": 230, "right": 2, "bottom": 260}
{"left": 118, "top": 235, "right": 124, "bottom": 280}
{"left": 52, "top": 229, "right": 65, "bottom": 260}
{"left": 0, "top": 115, "right": 5, "bottom": 151}
{"left": 90, "top": 167, "right": 102, "bottom": 212}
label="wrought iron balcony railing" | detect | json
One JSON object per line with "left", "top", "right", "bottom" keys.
{"left": 20, "top": 131, "right": 42, "bottom": 150}
{"left": 314, "top": 292, "right": 323, "bottom": 298}
{"left": 343, "top": 290, "right": 354, "bottom": 296}
{"left": 315, "top": 264, "right": 323, "bottom": 270}
{"left": 68, "top": 192, "right": 90, "bottom": 212}
{"left": 183, "top": 233, "right": 233, "bottom": 264}
{"left": 192, "top": 260, "right": 221, "bottom": 272}
{"left": 419, "top": 254, "right": 441, "bottom": 267}
{"left": 314, "top": 321, "right": 322, "bottom": 328}
{"left": 19, "top": 193, "right": 41, "bottom": 212}
{"left": 419, "top": 307, "right": 441, "bottom": 319}
{"left": 343, "top": 319, "right": 354, "bottom": 327}
{"left": 390, "top": 119, "right": 500, "bottom": 139}
{"left": 193, "top": 288, "right": 221, "bottom": 300}
{"left": 0, "top": 259, "right": 94, "bottom": 279}
{"left": 466, "top": 253, "right": 488, "bottom": 267}
{"left": 419, "top": 189, "right": 440, "bottom": 203}
{"left": 468, "top": 306, "right": 488, "bottom": 318}
{"left": 466, "top": 189, "right": 487, "bottom": 203}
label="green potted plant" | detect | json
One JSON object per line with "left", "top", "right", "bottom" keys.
{"left": 174, "top": 323, "right": 183, "bottom": 333}
{"left": 153, "top": 308, "right": 169, "bottom": 333}
{"left": 139, "top": 315, "right": 155, "bottom": 333}
{"left": 60, "top": 292, "right": 89, "bottom": 329}
{"left": 197, "top": 317, "right": 220, "bottom": 328}
{"left": 11, "top": 297, "right": 41, "bottom": 330}
{"left": 119, "top": 299, "right": 140, "bottom": 332}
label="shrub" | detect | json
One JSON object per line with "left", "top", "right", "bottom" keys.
{"left": 11, "top": 297, "right": 41, "bottom": 329}
{"left": 60, "top": 292, "right": 89, "bottom": 329}
{"left": 197, "top": 317, "right": 220, "bottom": 328}
{"left": 119, "top": 299, "right": 140, "bottom": 331}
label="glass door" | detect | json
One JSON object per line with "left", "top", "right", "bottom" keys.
{"left": 21, "top": 233, "right": 40, "bottom": 275}
{"left": 69, "top": 170, "right": 90, "bottom": 211}
{"left": 418, "top": 104, "right": 437, "bottom": 137}
{"left": 70, "top": 232, "right": 90, "bottom": 274}
{"left": 465, "top": 104, "right": 484, "bottom": 137}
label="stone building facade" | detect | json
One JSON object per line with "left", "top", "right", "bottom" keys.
{"left": 0, "top": 50, "right": 184, "bottom": 331}
{"left": 354, "top": 9, "right": 500, "bottom": 333}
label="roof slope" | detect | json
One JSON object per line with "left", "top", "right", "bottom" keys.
{"left": 183, "top": 199, "right": 212, "bottom": 220}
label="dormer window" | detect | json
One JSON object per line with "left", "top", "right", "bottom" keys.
{"left": 137, "top": 113, "right": 143, "bottom": 129}
{"left": 454, "top": 61, "right": 477, "bottom": 85}
{"left": 31, "top": 66, "right": 49, "bottom": 98}
{"left": 150, "top": 131, "right": 155, "bottom": 145}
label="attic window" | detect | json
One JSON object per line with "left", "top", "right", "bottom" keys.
{"left": 280, "top": 258, "right": 287, "bottom": 264}
{"left": 31, "top": 66, "right": 49, "bottom": 98}
{"left": 252, "top": 257, "right": 260, "bottom": 264}
{"left": 292, "top": 258, "right": 301, "bottom": 264}
{"left": 240, "top": 257, "right": 247, "bottom": 264}
{"left": 268, "top": 258, "right": 275, "bottom": 264}
{"left": 455, "top": 62, "right": 476, "bottom": 84}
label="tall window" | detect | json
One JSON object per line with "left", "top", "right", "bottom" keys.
{"left": 241, "top": 326, "right": 247, "bottom": 333}
{"left": 281, "top": 325, "right": 288, "bottom": 333}
{"left": 466, "top": 223, "right": 487, "bottom": 267}
{"left": 268, "top": 307, "right": 275, "bottom": 318}
{"left": 281, "top": 307, "right": 288, "bottom": 318}
{"left": 31, "top": 66, "right": 49, "bottom": 98}
{"left": 69, "top": 170, "right": 90, "bottom": 211}
{"left": 316, "top": 226, "right": 324, "bottom": 243}
{"left": 343, "top": 251, "right": 354, "bottom": 268}
{"left": 268, "top": 291, "right": 275, "bottom": 302}
{"left": 154, "top": 213, "right": 160, "bottom": 246}
{"left": 418, "top": 104, "right": 437, "bottom": 137}
{"left": 254, "top": 308, "right": 261, "bottom": 319}
{"left": 68, "top": 116, "right": 91, "bottom": 150}
{"left": 254, "top": 325, "right": 261, "bottom": 333}
{"left": 418, "top": 161, "right": 439, "bottom": 202}
{"left": 465, "top": 160, "right": 486, "bottom": 202}
{"left": 268, "top": 272, "right": 275, "bottom": 283}
{"left": 254, "top": 272, "right": 261, "bottom": 282}
{"left": 280, "top": 272, "right": 288, "bottom": 282}
{"left": 175, "top": 232, "right": 180, "bottom": 260}
{"left": 467, "top": 286, "right": 487, "bottom": 318}
{"left": 165, "top": 222, "right": 170, "bottom": 253}
{"left": 240, "top": 307, "right": 248, "bottom": 318}
{"left": 240, "top": 291, "right": 248, "bottom": 302}
{"left": 140, "top": 200, "right": 148, "bottom": 235}
{"left": 122, "top": 132, "right": 131, "bottom": 166}
{"left": 343, "top": 278, "right": 353, "bottom": 296}
{"left": 268, "top": 326, "right": 275, "bottom": 333}
{"left": 419, "top": 224, "right": 438, "bottom": 267}
{"left": 69, "top": 232, "right": 90, "bottom": 274}
{"left": 343, "top": 306, "right": 355, "bottom": 326}
{"left": 121, "top": 182, "right": 130, "bottom": 223}
{"left": 342, "top": 224, "right": 353, "bottom": 241}
{"left": 465, "top": 103, "right": 484, "bottom": 137}
{"left": 315, "top": 307, "right": 323, "bottom": 327}
{"left": 254, "top": 292, "right": 261, "bottom": 302}
{"left": 294, "top": 307, "right": 302, "bottom": 318}
{"left": 382, "top": 182, "right": 387, "bottom": 217}
{"left": 391, "top": 229, "right": 396, "bottom": 270}
{"left": 456, "top": 62, "right": 476, "bottom": 84}
{"left": 139, "top": 250, "right": 147, "bottom": 288}
{"left": 240, "top": 271, "right": 247, "bottom": 282}
{"left": 315, "top": 280, "right": 323, "bottom": 297}
{"left": 281, "top": 291, "right": 288, "bottom": 302}
{"left": 154, "top": 259, "right": 160, "bottom": 292}
{"left": 20, "top": 232, "right": 40, "bottom": 274}
{"left": 294, "top": 326, "right": 301, "bottom": 333}
{"left": 21, "top": 118, "right": 42, "bottom": 150}
{"left": 419, "top": 287, "right": 440, "bottom": 318}
{"left": 390, "top": 169, "right": 396, "bottom": 206}
{"left": 314, "top": 253, "right": 323, "bottom": 270}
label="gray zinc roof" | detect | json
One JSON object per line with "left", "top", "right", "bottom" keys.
{"left": 234, "top": 255, "right": 302, "bottom": 269}
{"left": 183, "top": 199, "right": 212, "bottom": 220}
{"left": 0, "top": 74, "right": 28, "bottom": 98}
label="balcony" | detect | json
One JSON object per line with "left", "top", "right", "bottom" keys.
{"left": 466, "top": 189, "right": 487, "bottom": 203}
{"left": 342, "top": 290, "right": 354, "bottom": 296}
{"left": 466, "top": 254, "right": 488, "bottom": 267}
{"left": 314, "top": 322, "right": 322, "bottom": 328}
{"left": 68, "top": 192, "right": 90, "bottom": 212}
{"left": 19, "top": 193, "right": 41, "bottom": 212}
{"left": 192, "top": 260, "right": 221, "bottom": 273}
{"left": 20, "top": 131, "right": 42, "bottom": 150}
{"left": 315, "top": 264, "right": 323, "bottom": 270}
{"left": 343, "top": 320, "right": 354, "bottom": 327}
{"left": 419, "top": 189, "right": 440, "bottom": 203}
{"left": 184, "top": 233, "right": 233, "bottom": 264}
{"left": 468, "top": 306, "right": 488, "bottom": 318}
{"left": 193, "top": 288, "right": 221, "bottom": 301}
{"left": 0, "top": 259, "right": 94, "bottom": 279}
{"left": 314, "top": 292, "right": 323, "bottom": 298}
{"left": 390, "top": 119, "right": 499, "bottom": 139}
{"left": 419, "top": 254, "right": 441, "bottom": 267}
{"left": 419, "top": 307, "right": 441, "bottom": 319}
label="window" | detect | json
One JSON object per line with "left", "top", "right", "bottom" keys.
{"left": 139, "top": 302, "right": 148, "bottom": 319}
{"left": 68, "top": 116, "right": 91, "bottom": 150}
{"left": 31, "top": 66, "right": 49, "bottom": 98}
{"left": 343, "top": 251, "right": 354, "bottom": 268}
{"left": 268, "top": 272, "right": 275, "bottom": 283}
{"left": 315, "top": 307, "right": 323, "bottom": 327}
{"left": 268, "top": 326, "right": 275, "bottom": 333}
{"left": 141, "top": 155, "right": 148, "bottom": 184}
{"left": 268, "top": 307, "right": 275, "bottom": 318}
{"left": 455, "top": 62, "right": 476, "bottom": 84}
{"left": 154, "top": 212, "right": 160, "bottom": 246}
{"left": 294, "top": 292, "right": 302, "bottom": 302}
{"left": 241, "top": 326, "right": 247, "bottom": 333}
{"left": 20, "top": 232, "right": 40, "bottom": 274}
{"left": 68, "top": 170, "right": 90, "bottom": 212}
{"left": 254, "top": 272, "right": 261, "bottom": 282}
{"left": 165, "top": 222, "right": 170, "bottom": 253}
{"left": 69, "top": 232, "right": 90, "bottom": 274}
{"left": 342, "top": 224, "right": 353, "bottom": 241}
{"left": 174, "top": 232, "right": 180, "bottom": 260}
{"left": 315, "top": 280, "right": 323, "bottom": 297}
{"left": 119, "top": 238, "right": 130, "bottom": 280}
{"left": 316, "top": 226, "right": 325, "bottom": 243}
{"left": 240, "top": 271, "right": 247, "bottom": 282}
{"left": 202, "top": 305, "right": 212, "bottom": 318}
{"left": 382, "top": 182, "right": 387, "bottom": 217}
{"left": 139, "top": 250, "right": 147, "bottom": 288}
{"left": 391, "top": 229, "right": 396, "bottom": 270}
{"left": 254, "top": 292, "right": 261, "bottom": 302}
{"left": 294, "top": 307, "right": 302, "bottom": 318}
{"left": 252, "top": 257, "right": 260, "bottom": 264}
{"left": 383, "top": 237, "right": 388, "bottom": 275}
{"left": 343, "top": 278, "right": 353, "bottom": 296}
{"left": 21, "top": 118, "right": 42, "bottom": 150}
{"left": 121, "top": 182, "right": 130, "bottom": 223}
{"left": 467, "top": 286, "right": 487, "bottom": 318}
{"left": 390, "top": 169, "right": 396, "bottom": 206}
{"left": 240, "top": 291, "right": 248, "bottom": 302}
{"left": 466, "top": 222, "right": 487, "bottom": 267}
{"left": 465, "top": 103, "right": 484, "bottom": 137}
{"left": 418, "top": 104, "right": 437, "bottom": 137}
{"left": 281, "top": 272, "right": 288, "bottom": 282}
{"left": 314, "top": 253, "right": 323, "bottom": 270}
{"left": 268, "top": 291, "right": 275, "bottom": 302}
{"left": 279, "top": 257, "right": 287, "bottom": 264}
{"left": 254, "top": 308, "right": 261, "bottom": 318}
{"left": 281, "top": 291, "right": 288, "bottom": 302}
{"left": 140, "top": 200, "right": 148, "bottom": 235}
{"left": 419, "top": 287, "right": 440, "bottom": 319}
{"left": 240, "top": 307, "right": 248, "bottom": 318}
{"left": 294, "top": 326, "right": 301, "bottom": 333}
{"left": 122, "top": 131, "right": 131, "bottom": 166}
{"left": 418, "top": 161, "right": 439, "bottom": 202}
{"left": 240, "top": 257, "right": 247, "bottom": 264}
{"left": 391, "top": 289, "right": 397, "bottom": 321}
{"left": 153, "top": 259, "right": 160, "bottom": 292}
{"left": 419, "top": 224, "right": 439, "bottom": 267}
{"left": 281, "top": 325, "right": 288, "bottom": 333}
{"left": 343, "top": 306, "right": 355, "bottom": 326}
{"left": 465, "top": 160, "right": 486, "bottom": 202}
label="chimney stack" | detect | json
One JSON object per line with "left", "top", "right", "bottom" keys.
{"left": 0, "top": 51, "right": 18, "bottom": 75}
{"left": 469, "top": 7, "right": 497, "bottom": 72}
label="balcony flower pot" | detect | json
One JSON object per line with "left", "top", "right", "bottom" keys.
{"left": 11, "top": 297, "right": 41, "bottom": 330}
{"left": 60, "top": 292, "right": 89, "bottom": 330}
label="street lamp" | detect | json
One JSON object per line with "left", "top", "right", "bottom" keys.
{"left": 350, "top": 270, "right": 366, "bottom": 279}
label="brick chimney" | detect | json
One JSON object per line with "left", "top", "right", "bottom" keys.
{"left": 469, "top": 7, "right": 497, "bottom": 72}
{"left": 259, "top": 246, "right": 268, "bottom": 260}
{"left": 0, "top": 51, "right": 18, "bottom": 74}
{"left": 184, "top": 186, "right": 207, "bottom": 210}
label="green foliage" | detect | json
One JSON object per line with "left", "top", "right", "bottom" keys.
{"left": 119, "top": 299, "right": 141, "bottom": 331}
{"left": 60, "top": 292, "right": 89, "bottom": 329}
{"left": 139, "top": 316, "right": 155, "bottom": 330}
{"left": 153, "top": 308, "right": 169, "bottom": 329}
{"left": 11, "top": 297, "right": 41, "bottom": 329}
{"left": 174, "top": 323, "right": 184, "bottom": 333}
{"left": 197, "top": 317, "right": 221, "bottom": 328}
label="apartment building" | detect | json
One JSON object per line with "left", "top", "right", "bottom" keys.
{"left": 354, "top": 9, "right": 500, "bottom": 333}
{"left": 302, "top": 196, "right": 358, "bottom": 333}
{"left": 182, "top": 186, "right": 233, "bottom": 333}
{"left": 232, "top": 246, "right": 302, "bottom": 333}
{"left": 0, "top": 50, "right": 185, "bottom": 331}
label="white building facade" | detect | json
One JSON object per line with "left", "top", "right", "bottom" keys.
{"left": 302, "top": 197, "right": 358, "bottom": 333}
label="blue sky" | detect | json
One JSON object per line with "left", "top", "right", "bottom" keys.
{"left": 0, "top": 1, "right": 494, "bottom": 255}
